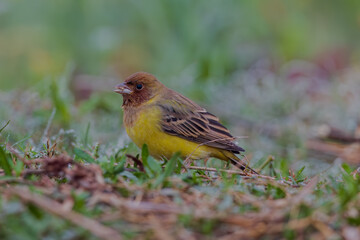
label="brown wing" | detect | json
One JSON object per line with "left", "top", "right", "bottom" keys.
{"left": 158, "top": 92, "right": 244, "bottom": 153}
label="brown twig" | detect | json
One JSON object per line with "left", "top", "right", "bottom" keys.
{"left": 187, "top": 166, "right": 249, "bottom": 176}
{"left": 3, "top": 186, "right": 123, "bottom": 240}
{"left": 316, "top": 125, "right": 360, "bottom": 143}
{"left": 126, "top": 154, "right": 145, "bottom": 172}
{"left": 187, "top": 166, "right": 300, "bottom": 187}
{"left": 187, "top": 166, "right": 271, "bottom": 178}
{"left": 307, "top": 139, "right": 360, "bottom": 164}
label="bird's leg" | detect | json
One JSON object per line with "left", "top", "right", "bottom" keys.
{"left": 181, "top": 158, "right": 192, "bottom": 173}
{"left": 203, "top": 157, "right": 210, "bottom": 167}
{"left": 225, "top": 160, "right": 231, "bottom": 168}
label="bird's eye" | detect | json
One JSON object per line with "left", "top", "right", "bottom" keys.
{"left": 136, "top": 84, "right": 143, "bottom": 90}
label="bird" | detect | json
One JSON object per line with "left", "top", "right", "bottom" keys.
{"left": 114, "top": 72, "right": 257, "bottom": 174}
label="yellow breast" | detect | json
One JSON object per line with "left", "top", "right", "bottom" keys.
{"left": 124, "top": 105, "right": 215, "bottom": 160}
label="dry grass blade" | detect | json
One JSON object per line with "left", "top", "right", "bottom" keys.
{"left": 148, "top": 215, "right": 176, "bottom": 240}
{"left": 312, "top": 220, "right": 337, "bottom": 239}
{"left": 187, "top": 166, "right": 298, "bottom": 187}
{"left": 188, "top": 166, "right": 264, "bottom": 177}
{"left": 257, "top": 155, "right": 275, "bottom": 171}
{"left": 292, "top": 176, "right": 318, "bottom": 204}
{"left": 187, "top": 166, "right": 249, "bottom": 176}
{"left": 3, "top": 186, "right": 123, "bottom": 240}
{"left": 93, "top": 193, "right": 182, "bottom": 215}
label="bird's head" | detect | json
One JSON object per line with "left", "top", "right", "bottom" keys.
{"left": 114, "top": 72, "right": 165, "bottom": 107}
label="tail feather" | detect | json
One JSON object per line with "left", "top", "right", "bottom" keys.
{"left": 221, "top": 151, "right": 258, "bottom": 175}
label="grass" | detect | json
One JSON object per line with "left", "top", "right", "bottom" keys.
{"left": 0, "top": 72, "right": 360, "bottom": 238}
{"left": 1, "top": 56, "right": 360, "bottom": 239}
{"left": 0, "top": 137, "right": 359, "bottom": 239}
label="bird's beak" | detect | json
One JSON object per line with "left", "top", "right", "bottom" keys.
{"left": 114, "top": 82, "right": 133, "bottom": 94}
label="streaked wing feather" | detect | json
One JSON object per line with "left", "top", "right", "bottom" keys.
{"left": 158, "top": 94, "right": 244, "bottom": 153}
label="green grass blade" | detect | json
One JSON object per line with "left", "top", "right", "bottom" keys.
{"left": 163, "top": 152, "right": 180, "bottom": 178}
{"left": 73, "top": 147, "right": 95, "bottom": 163}
{"left": 84, "top": 122, "right": 91, "bottom": 147}
{"left": 0, "top": 146, "right": 12, "bottom": 176}
{"left": 141, "top": 144, "right": 149, "bottom": 164}
{"left": 153, "top": 152, "right": 180, "bottom": 188}
{"left": 0, "top": 120, "right": 10, "bottom": 133}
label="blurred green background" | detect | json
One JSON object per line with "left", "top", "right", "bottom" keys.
{"left": 1, "top": 0, "right": 360, "bottom": 88}
{"left": 1, "top": 0, "right": 360, "bottom": 174}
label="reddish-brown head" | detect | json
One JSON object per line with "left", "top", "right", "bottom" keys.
{"left": 114, "top": 72, "right": 165, "bottom": 107}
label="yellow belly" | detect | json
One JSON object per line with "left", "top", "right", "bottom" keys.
{"left": 125, "top": 106, "right": 216, "bottom": 160}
